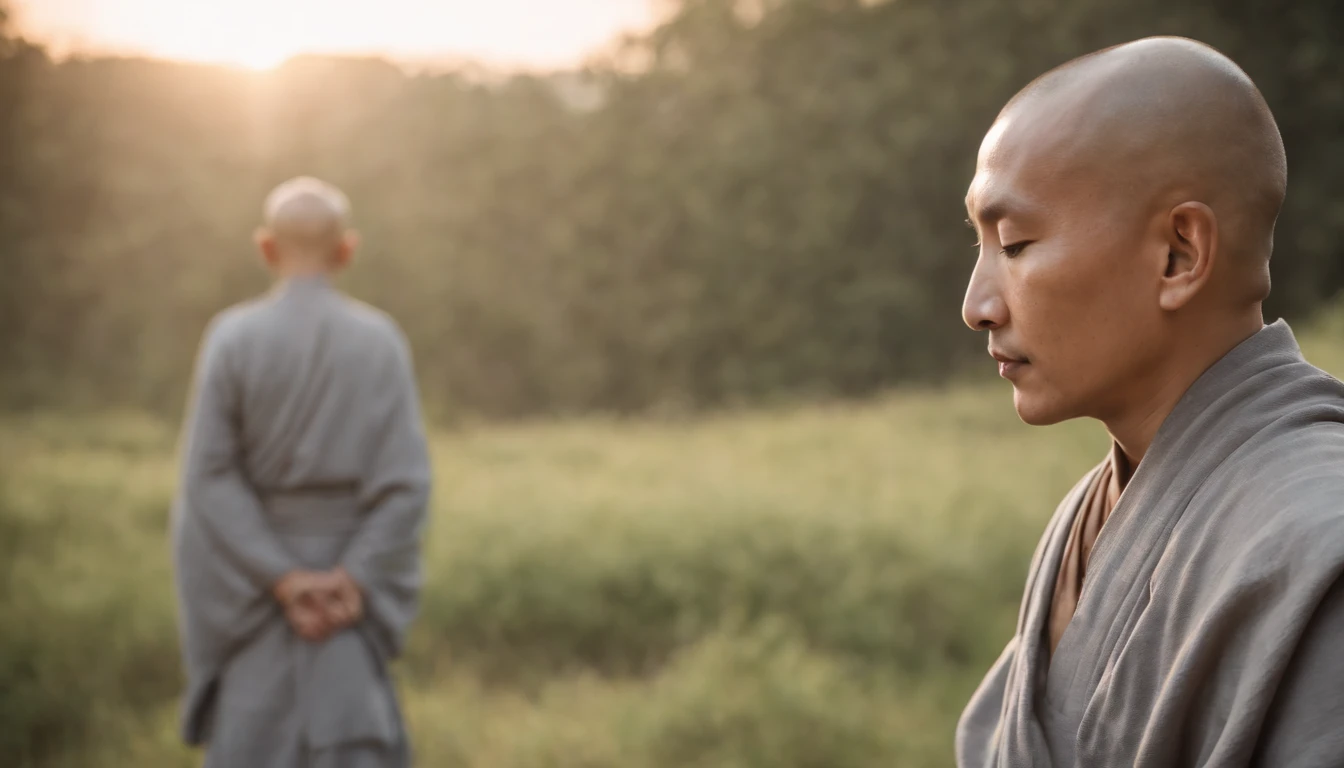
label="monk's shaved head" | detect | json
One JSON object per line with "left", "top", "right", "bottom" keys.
{"left": 262, "top": 176, "right": 352, "bottom": 250}
{"left": 255, "top": 176, "right": 358, "bottom": 276}
{"left": 984, "top": 36, "right": 1286, "bottom": 300}
{"left": 963, "top": 37, "right": 1285, "bottom": 443}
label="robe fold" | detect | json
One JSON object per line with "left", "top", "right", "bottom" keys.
{"left": 956, "top": 320, "right": 1344, "bottom": 767}
{"left": 170, "top": 275, "right": 432, "bottom": 767}
{"left": 1048, "top": 443, "right": 1129, "bottom": 656}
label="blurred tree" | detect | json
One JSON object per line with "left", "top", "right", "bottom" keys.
{"left": 0, "top": 6, "right": 57, "bottom": 407}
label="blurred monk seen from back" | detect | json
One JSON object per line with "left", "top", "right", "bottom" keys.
{"left": 169, "top": 176, "right": 432, "bottom": 767}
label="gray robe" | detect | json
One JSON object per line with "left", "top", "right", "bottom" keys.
{"left": 957, "top": 320, "right": 1344, "bottom": 767}
{"left": 170, "top": 275, "right": 432, "bottom": 767}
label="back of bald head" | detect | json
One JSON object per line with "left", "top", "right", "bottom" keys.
{"left": 261, "top": 176, "right": 352, "bottom": 253}
{"left": 999, "top": 37, "right": 1286, "bottom": 302}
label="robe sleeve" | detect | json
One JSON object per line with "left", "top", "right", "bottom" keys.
{"left": 341, "top": 326, "right": 433, "bottom": 661}
{"left": 178, "top": 317, "right": 297, "bottom": 589}
{"left": 1250, "top": 575, "right": 1344, "bottom": 767}
{"left": 956, "top": 635, "right": 1017, "bottom": 768}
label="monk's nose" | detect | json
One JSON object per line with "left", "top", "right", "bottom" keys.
{"left": 962, "top": 257, "right": 1008, "bottom": 331}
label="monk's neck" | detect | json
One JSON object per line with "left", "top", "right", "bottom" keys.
{"left": 1103, "top": 314, "right": 1265, "bottom": 466}
{"left": 274, "top": 263, "right": 337, "bottom": 280}
{"left": 272, "top": 273, "right": 336, "bottom": 300}
{"left": 1104, "top": 379, "right": 1187, "bottom": 468}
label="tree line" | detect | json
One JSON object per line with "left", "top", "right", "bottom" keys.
{"left": 0, "top": 0, "right": 1339, "bottom": 421}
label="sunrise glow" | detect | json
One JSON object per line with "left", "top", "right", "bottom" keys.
{"left": 14, "top": 0, "right": 654, "bottom": 71}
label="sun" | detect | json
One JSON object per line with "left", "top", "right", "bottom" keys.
{"left": 182, "top": 20, "right": 299, "bottom": 71}
{"left": 229, "top": 41, "right": 294, "bottom": 71}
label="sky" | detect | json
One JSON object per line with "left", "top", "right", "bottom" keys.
{"left": 13, "top": 0, "right": 656, "bottom": 70}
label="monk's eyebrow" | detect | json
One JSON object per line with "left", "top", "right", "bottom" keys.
{"left": 976, "top": 197, "right": 1013, "bottom": 226}
{"left": 968, "top": 192, "right": 1039, "bottom": 230}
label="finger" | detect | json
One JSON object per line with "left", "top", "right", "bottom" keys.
{"left": 325, "top": 601, "right": 349, "bottom": 626}
{"left": 293, "top": 618, "right": 320, "bottom": 641}
{"left": 333, "top": 566, "right": 353, "bottom": 585}
{"left": 333, "top": 587, "right": 356, "bottom": 615}
{"left": 336, "top": 583, "right": 361, "bottom": 618}
{"left": 325, "top": 586, "right": 350, "bottom": 613}
{"left": 286, "top": 580, "right": 324, "bottom": 608}
{"left": 288, "top": 604, "right": 328, "bottom": 638}
{"left": 320, "top": 570, "right": 348, "bottom": 590}
{"left": 338, "top": 578, "right": 363, "bottom": 614}
{"left": 303, "top": 619, "right": 330, "bottom": 642}
{"left": 333, "top": 569, "right": 360, "bottom": 598}
{"left": 291, "top": 609, "right": 319, "bottom": 635}
{"left": 276, "top": 571, "right": 313, "bottom": 604}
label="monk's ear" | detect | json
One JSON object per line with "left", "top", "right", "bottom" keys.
{"left": 332, "top": 230, "right": 359, "bottom": 271}
{"left": 1158, "top": 201, "right": 1218, "bottom": 311}
{"left": 254, "top": 227, "right": 280, "bottom": 268}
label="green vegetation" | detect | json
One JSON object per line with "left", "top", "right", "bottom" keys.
{"left": 2, "top": 314, "right": 1340, "bottom": 767}
{"left": 0, "top": 0, "right": 1341, "bottom": 419}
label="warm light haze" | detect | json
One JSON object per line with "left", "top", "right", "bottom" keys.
{"left": 13, "top": 0, "right": 654, "bottom": 70}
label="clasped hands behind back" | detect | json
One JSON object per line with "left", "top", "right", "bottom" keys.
{"left": 272, "top": 567, "right": 364, "bottom": 642}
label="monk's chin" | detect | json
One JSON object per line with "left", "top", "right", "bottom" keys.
{"left": 1011, "top": 392, "right": 1072, "bottom": 427}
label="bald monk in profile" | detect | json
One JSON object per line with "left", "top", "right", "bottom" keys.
{"left": 958, "top": 37, "right": 1344, "bottom": 767}
{"left": 170, "top": 177, "right": 432, "bottom": 767}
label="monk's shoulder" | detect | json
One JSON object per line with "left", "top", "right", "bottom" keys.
{"left": 1249, "top": 422, "right": 1344, "bottom": 512}
{"left": 1214, "top": 425, "right": 1344, "bottom": 565}
{"left": 336, "top": 294, "right": 394, "bottom": 329}
{"left": 198, "top": 298, "right": 270, "bottom": 353}
{"left": 335, "top": 295, "right": 414, "bottom": 358}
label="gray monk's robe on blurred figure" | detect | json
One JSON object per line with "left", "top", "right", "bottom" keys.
{"left": 957, "top": 322, "right": 1344, "bottom": 768}
{"left": 170, "top": 274, "right": 431, "bottom": 767}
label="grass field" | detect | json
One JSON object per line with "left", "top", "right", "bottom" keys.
{"left": 3, "top": 312, "right": 1342, "bottom": 768}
